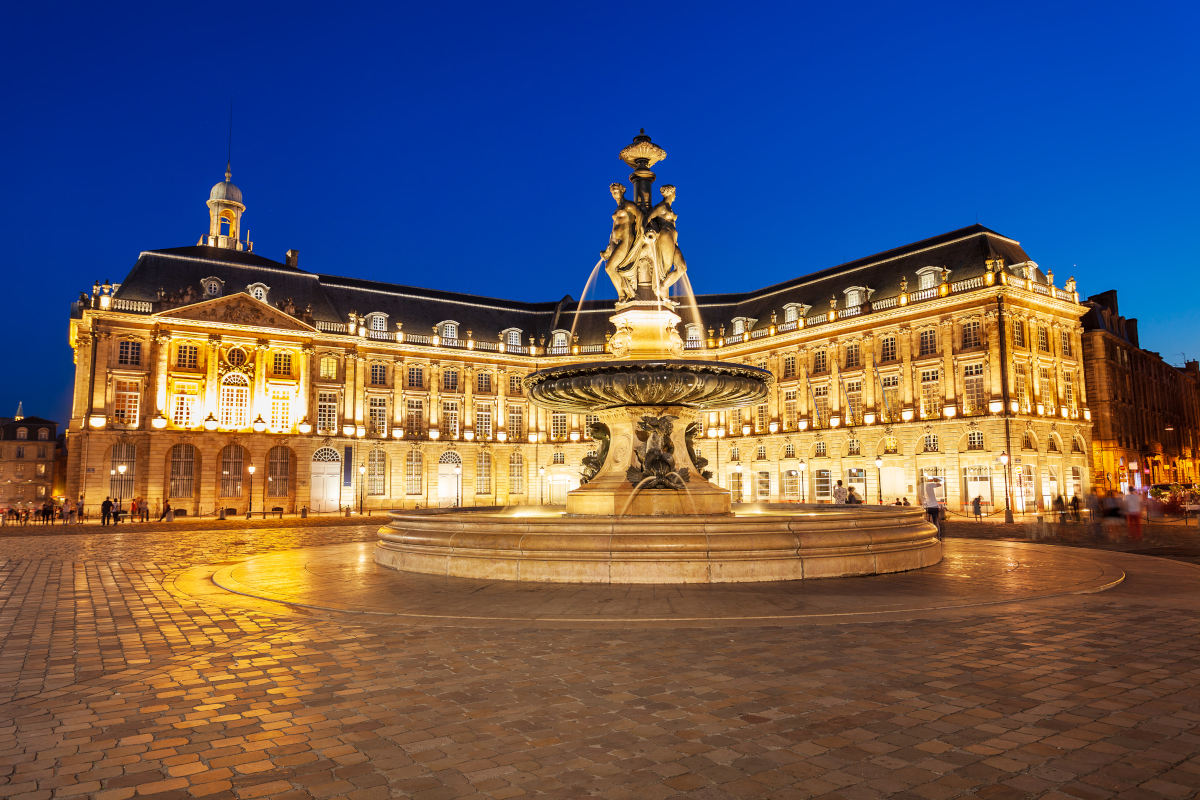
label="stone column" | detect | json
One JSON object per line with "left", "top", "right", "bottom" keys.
{"left": 463, "top": 365, "right": 475, "bottom": 436}
{"left": 342, "top": 349, "right": 356, "bottom": 422}
{"left": 940, "top": 319, "right": 956, "bottom": 409}
{"left": 71, "top": 331, "right": 93, "bottom": 427}
{"left": 91, "top": 331, "right": 112, "bottom": 414}
{"left": 899, "top": 327, "right": 913, "bottom": 407}
{"left": 392, "top": 357, "right": 405, "bottom": 429}
{"left": 204, "top": 335, "right": 221, "bottom": 417}
{"left": 767, "top": 352, "right": 780, "bottom": 424}
{"left": 496, "top": 366, "right": 507, "bottom": 438}
{"left": 354, "top": 353, "right": 367, "bottom": 425}
{"left": 797, "top": 347, "right": 811, "bottom": 419}
{"left": 297, "top": 345, "right": 312, "bottom": 429}
{"left": 153, "top": 332, "right": 170, "bottom": 416}
{"left": 829, "top": 339, "right": 842, "bottom": 415}
{"left": 429, "top": 362, "right": 441, "bottom": 434}
{"left": 985, "top": 309, "right": 1001, "bottom": 401}
{"left": 253, "top": 340, "right": 270, "bottom": 424}
{"left": 863, "top": 333, "right": 877, "bottom": 413}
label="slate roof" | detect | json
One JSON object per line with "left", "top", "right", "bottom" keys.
{"left": 107, "top": 224, "right": 1035, "bottom": 346}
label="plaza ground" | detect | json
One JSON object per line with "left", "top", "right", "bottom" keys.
{"left": 1, "top": 516, "right": 1198, "bottom": 799}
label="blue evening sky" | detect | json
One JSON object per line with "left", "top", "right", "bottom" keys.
{"left": 3, "top": 1, "right": 1198, "bottom": 425}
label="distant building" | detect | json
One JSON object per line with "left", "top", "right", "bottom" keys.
{"left": 64, "top": 166, "right": 1093, "bottom": 515}
{"left": 0, "top": 405, "right": 58, "bottom": 511}
{"left": 1082, "top": 290, "right": 1200, "bottom": 490}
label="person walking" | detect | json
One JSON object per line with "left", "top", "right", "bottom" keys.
{"left": 1124, "top": 490, "right": 1143, "bottom": 542}
{"left": 100, "top": 497, "right": 112, "bottom": 526}
{"left": 846, "top": 487, "right": 862, "bottom": 504}
{"left": 922, "top": 478, "right": 943, "bottom": 538}
{"left": 158, "top": 500, "right": 172, "bottom": 522}
{"left": 1070, "top": 494, "right": 1081, "bottom": 523}
{"left": 139, "top": 497, "right": 150, "bottom": 522}
{"left": 1054, "top": 494, "right": 1067, "bottom": 524}
{"left": 832, "top": 480, "right": 848, "bottom": 504}
{"left": 971, "top": 495, "right": 983, "bottom": 521}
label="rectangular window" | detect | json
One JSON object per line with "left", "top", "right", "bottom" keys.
{"left": 369, "top": 363, "right": 387, "bottom": 386}
{"left": 782, "top": 354, "right": 796, "bottom": 379}
{"left": 1060, "top": 331, "right": 1073, "bottom": 358}
{"left": 880, "top": 375, "right": 900, "bottom": 422}
{"left": 406, "top": 453, "right": 423, "bottom": 495}
{"left": 268, "top": 447, "right": 291, "bottom": 497}
{"left": 442, "top": 401, "right": 459, "bottom": 437}
{"left": 169, "top": 446, "right": 195, "bottom": 499}
{"left": 1012, "top": 321, "right": 1025, "bottom": 348}
{"left": 918, "top": 329, "right": 937, "bottom": 357}
{"left": 1015, "top": 368, "right": 1029, "bottom": 412}
{"left": 509, "top": 454, "right": 525, "bottom": 494}
{"left": 443, "top": 368, "right": 459, "bottom": 392}
{"left": 36, "top": 445, "right": 47, "bottom": 459}
{"left": 813, "top": 350, "right": 827, "bottom": 373}
{"left": 1038, "top": 326, "right": 1050, "bottom": 353}
{"left": 172, "top": 383, "right": 197, "bottom": 427}
{"left": 812, "top": 385, "right": 829, "bottom": 427}
{"left": 844, "top": 343, "right": 860, "bottom": 369}
{"left": 756, "top": 471, "right": 771, "bottom": 500}
{"left": 963, "top": 363, "right": 985, "bottom": 415}
{"left": 406, "top": 399, "right": 425, "bottom": 436}
{"left": 407, "top": 365, "right": 424, "bottom": 389}
{"left": 961, "top": 320, "right": 981, "bottom": 349}
{"left": 176, "top": 344, "right": 198, "bottom": 369}
{"left": 509, "top": 374, "right": 523, "bottom": 395}
{"left": 270, "top": 390, "right": 291, "bottom": 431}
{"left": 477, "top": 372, "right": 492, "bottom": 393}
{"left": 920, "top": 369, "right": 940, "bottom": 419}
{"left": 729, "top": 470, "right": 743, "bottom": 501}
{"left": 317, "top": 391, "right": 339, "bottom": 434}
{"left": 783, "top": 471, "right": 799, "bottom": 498}
{"left": 272, "top": 351, "right": 293, "bottom": 376}
{"left": 113, "top": 380, "right": 140, "bottom": 427}
{"left": 368, "top": 396, "right": 388, "bottom": 437}
{"left": 879, "top": 336, "right": 896, "bottom": 362}
{"left": 783, "top": 390, "right": 797, "bottom": 429}
{"left": 1064, "top": 372, "right": 1075, "bottom": 409}
{"left": 367, "top": 451, "right": 386, "bottom": 496}
{"left": 1039, "top": 367, "right": 1054, "bottom": 404}
{"left": 117, "top": 340, "right": 142, "bottom": 366}
{"left": 551, "top": 412, "right": 568, "bottom": 441}
{"left": 814, "top": 469, "right": 832, "bottom": 501}
{"left": 319, "top": 356, "right": 338, "bottom": 380}
{"left": 507, "top": 405, "right": 525, "bottom": 439}
{"left": 476, "top": 407, "right": 492, "bottom": 439}
{"left": 844, "top": 381, "right": 862, "bottom": 425}
{"left": 755, "top": 404, "right": 768, "bottom": 433}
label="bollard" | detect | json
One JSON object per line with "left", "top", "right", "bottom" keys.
{"left": 300, "top": 506, "right": 308, "bottom": 519}
{"left": 219, "top": 508, "right": 226, "bottom": 520}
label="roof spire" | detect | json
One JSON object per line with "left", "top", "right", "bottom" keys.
{"left": 225, "top": 160, "right": 232, "bottom": 183}
{"left": 14, "top": 401, "right": 23, "bottom": 421}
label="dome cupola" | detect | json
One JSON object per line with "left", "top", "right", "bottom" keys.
{"left": 200, "top": 161, "right": 251, "bottom": 251}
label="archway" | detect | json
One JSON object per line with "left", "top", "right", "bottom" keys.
{"left": 438, "top": 451, "right": 463, "bottom": 507}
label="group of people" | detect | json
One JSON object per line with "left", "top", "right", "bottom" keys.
{"left": 831, "top": 480, "right": 865, "bottom": 505}
{"left": 98, "top": 496, "right": 156, "bottom": 525}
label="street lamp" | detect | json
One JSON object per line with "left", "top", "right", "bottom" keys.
{"left": 874, "top": 455, "right": 883, "bottom": 504}
{"left": 453, "top": 463, "right": 462, "bottom": 507}
{"left": 1000, "top": 451, "right": 1014, "bottom": 523}
{"left": 798, "top": 459, "right": 807, "bottom": 503}
{"left": 733, "top": 462, "right": 743, "bottom": 503}
{"left": 247, "top": 465, "right": 256, "bottom": 518}
{"left": 538, "top": 465, "right": 546, "bottom": 505}
{"left": 116, "top": 463, "right": 127, "bottom": 519}
{"left": 358, "top": 464, "right": 366, "bottom": 514}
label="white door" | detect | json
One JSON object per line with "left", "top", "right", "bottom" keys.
{"left": 437, "top": 452, "right": 463, "bottom": 507}
{"left": 880, "top": 466, "right": 906, "bottom": 504}
{"left": 310, "top": 448, "right": 341, "bottom": 512}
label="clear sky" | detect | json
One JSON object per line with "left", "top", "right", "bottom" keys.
{"left": 4, "top": 1, "right": 1198, "bottom": 425}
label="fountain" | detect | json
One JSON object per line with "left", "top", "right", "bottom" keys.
{"left": 376, "top": 132, "right": 941, "bottom": 583}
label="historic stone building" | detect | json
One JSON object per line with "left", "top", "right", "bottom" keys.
{"left": 1082, "top": 290, "right": 1200, "bottom": 491}
{"left": 65, "top": 169, "right": 1093, "bottom": 516}
{"left": 1, "top": 406, "right": 58, "bottom": 512}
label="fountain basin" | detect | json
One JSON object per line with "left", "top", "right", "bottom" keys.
{"left": 376, "top": 504, "right": 941, "bottom": 584}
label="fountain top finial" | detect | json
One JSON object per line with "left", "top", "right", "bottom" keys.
{"left": 619, "top": 130, "right": 666, "bottom": 169}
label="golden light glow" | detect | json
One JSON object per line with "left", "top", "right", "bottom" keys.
{"left": 830, "top": 415, "right": 840, "bottom": 428}
{"left": 768, "top": 421, "right": 778, "bottom": 433}
{"left": 899, "top": 293, "right": 908, "bottom": 306}
{"left": 496, "top": 430, "right": 507, "bottom": 442}
{"left": 464, "top": 429, "right": 475, "bottom": 441}
{"left": 151, "top": 415, "right": 167, "bottom": 429}
{"left": 342, "top": 424, "right": 355, "bottom": 437}
{"left": 901, "top": 409, "right": 914, "bottom": 422}
{"left": 203, "top": 413, "right": 218, "bottom": 431}
{"left": 569, "top": 430, "right": 581, "bottom": 442}
{"left": 89, "top": 415, "right": 106, "bottom": 429}
{"left": 863, "top": 412, "right": 875, "bottom": 424}
{"left": 297, "top": 419, "right": 312, "bottom": 434}
{"left": 356, "top": 425, "right": 366, "bottom": 438}
{"left": 943, "top": 406, "right": 956, "bottom": 418}
{"left": 391, "top": 428, "right": 404, "bottom": 439}
{"left": 429, "top": 429, "right": 440, "bottom": 440}
{"left": 988, "top": 400, "right": 1004, "bottom": 413}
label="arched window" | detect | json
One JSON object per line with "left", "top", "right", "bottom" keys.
{"left": 731, "top": 318, "right": 745, "bottom": 335}
{"left": 1072, "top": 436, "right": 1084, "bottom": 454}
{"left": 110, "top": 442, "right": 135, "bottom": 500}
{"left": 405, "top": 451, "right": 423, "bottom": 495}
{"left": 439, "top": 450, "right": 462, "bottom": 466}
{"left": 783, "top": 305, "right": 799, "bottom": 323}
{"left": 1048, "top": 435, "right": 1059, "bottom": 452}
{"left": 505, "top": 329, "right": 523, "bottom": 348}
{"left": 267, "top": 446, "right": 291, "bottom": 497}
{"left": 219, "top": 373, "right": 249, "bottom": 428}
{"left": 16, "top": 427, "right": 27, "bottom": 440}
{"left": 319, "top": 355, "right": 338, "bottom": 380}
{"left": 730, "top": 445, "right": 740, "bottom": 461}
{"left": 219, "top": 445, "right": 245, "bottom": 497}
{"left": 884, "top": 436, "right": 899, "bottom": 454}
{"left": 37, "top": 428, "right": 48, "bottom": 441}
{"left": 205, "top": 279, "right": 222, "bottom": 296}
{"left": 844, "top": 288, "right": 863, "bottom": 307}
{"left": 552, "top": 331, "right": 568, "bottom": 348}
{"left": 967, "top": 431, "right": 984, "bottom": 451}
{"left": 168, "top": 444, "right": 196, "bottom": 498}
{"left": 249, "top": 285, "right": 267, "bottom": 302}
{"left": 367, "top": 449, "right": 386, "bottom": 496}
{"left": 783, "top": 443, "right": 795, "bottom": 459}
{"left": 685, "top": 324, "right": 702, "bottom": 346}
{"left": 440, "top": 321, "right": 458, "bottom": 341}
{"left": 923, "top": 434, "right": 939, "bottom": 453}
{"left": 509, "top": 451, "right": 525, "bottom": 493}
{"left": 476, "top": 451, "right": 492, "bottom": 494}
{"left": 1023, "top": 431, "right": 1035, "bottom": 450}
{"left": 917, "top": 267, "right": 940, "bottom": 290}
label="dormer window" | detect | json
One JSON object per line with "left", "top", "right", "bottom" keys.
{"left": 367, "top": 313, "right": 388, "bottom": 332}
{"left": 16, "top": 427, "right": 27, "bottom": 441}
{"left": 731, "top": 317, "right": 756, "bottom": 336}
{"left": 843, "top": 286, "right": 872, "bottom": 307}
{"left": 685, "top": 324, "right": 702, "bottom": 345}
{"left": 916, "top": 267, "right": 940, "bottom": 291}
{"left": 503, "top": 328, "right": 523, "bottom": 348}
{"left": 551, "top": 330, "right": 569, "bottom": 349}
{"left": 201, "top": 277, "right": 224, "bottom": 297}
{"left": 438, "top": 321, "right": 459, "bottom": 341}
{"left": 783, "top": 305, "right": 798, "bottom": 322}
{"left": 246, "top": 283, "right": 269, "bottom": 302}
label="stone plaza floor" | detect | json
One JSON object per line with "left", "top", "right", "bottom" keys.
{"left": 1, "top": 519, "right": 1199, "bottom": 799}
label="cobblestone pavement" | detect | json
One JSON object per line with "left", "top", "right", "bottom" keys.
{"left": 2, "top": 523, "right": 1199, "bottom": 799}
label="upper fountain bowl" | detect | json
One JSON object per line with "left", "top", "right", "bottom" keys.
{"left": 525, "top": 359, "right": 772, "bottom": 413}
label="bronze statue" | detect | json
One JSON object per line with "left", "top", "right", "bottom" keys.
{"left": 600, "top": 183, "right": 644, "bottom": 302}
{"left": 647, "top": 184, "right": 687, "bottom": 295}
{"left": 579, "top": 421, "right": 611, "bottom": 485}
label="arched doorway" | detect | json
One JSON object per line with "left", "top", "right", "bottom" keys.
{"left": 437, "top": 451, "right": 462, "bottom": 507}
{"left": 311, "top": 447, "right": 341, "bottom": 512}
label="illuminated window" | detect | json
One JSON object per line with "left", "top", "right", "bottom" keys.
{"left": 267, "top": 446, "right": 291, "bottom": 497}
{"left": 551, "top": 412, "right": 568, "bottom": 441}
{"left": 813, "top": 350, "right": 827, "bottom": 373}
{"left": 441, "top": 401, "right": 459, "bottom": 437}
{"left": 552, "top": 331, "right": 569, "bottom": 349}
{"left": 686, "top": 325, "right": 702, "bottom": 346}
{"left": 117, "top": 340, "right": 142, "bottom": 366}
{"left": 1015, "top": 367, "right": 1030, "bottom": 412}
{"left": 367, "top": 449, "right": 386, "bottom": 496}
{"left": 226, "top": 347, "right": 247, "bottom": 367}
{"left": 732, "top": 318, "right": 745, "bottom": 335}
{"left": 369, "top": 363, "right": 387, "bottom": 386}
{"left": 814, "top": 469, "right": 832, "bottom": 500}
{"left": 730, "top": 470, "right": 743, "bottom": 500}
{"left": 845, "top": 343, "right": 860, "bottom": 369}
{"left": 756, "top": 444, "right": 766, "bottom": 460}
{"left": 784, "top": 442, "right": 796, "bottom": 459}
{"left": 407, "top": 365, "right": 424, "bottom": 388}
{"left": 110, "top": 442, "right": 135, "bottom": 500}
{"left": 923, "top": 434, "right": 939, "bottom": 453}
{"left": 884, "top": 436, "right": 898, "bottom": 454}
{"left": 509, "top": 374, "right": 523, "bottom": 394}
{"left": 783, "top": 390, "right": 797, "bottom": 429}
{"left": 961, "top": 320, "right": 981, "bottom": 349}
{"left": 783, "top": 471, "right": 799, "bottom": 497}
{"left": 845, "top": 288, "right": 863, "bottom": 307}
{"left": 475, "top": 407, "right": 492, "bottom": 439}
{"left": 967, "top": 431, "right": 984, "bottom": 450}
{"left": 168, "top": 444, "right": 195, "bottom": 498}
{"left": 405, "top": 451, "right": 423, "bottom": 495}
{"left": 1038, "top": 326, "right": 1050, "bottom": 353}
{"left": 441, "top": 322, "right": 458, "bottom": 341}
{"left": 920, "top": 369, "right": 940, "bottom": 419}
{"left": 476, "top": 451, "right": 492, "bottom": 494}
{"left": 730, "top": 445, "right": 740, "bottom": 461}
{"left": 782, "top": 355, "right": 796, "bottom": 379}
{"left": 368, "top": 397, "right": 388, "bottom": 437}
{"left": 552, "top": 452, "right": 565, "bottom": 465}
{"left": 845, "top": 380, "right": 862, "bottom": 425}
{"left": 509, "top": 452, "right": 525, "bottom": 493}
{"left": 815, "top": 441, "right": 827, "bottom": 458}
{"left": 963, "top": 363, "right": 985, "bottom": 415}
{"left": 755, "top": 404, "right": 768, "bottom": 432}
{"left": 477, "top": 371, "right": 492, "bottom": 393}
{"left": 584, "top": 414, "right": 599, "bottom": 435}
{"left": 176, "top": 344, "right": 198, "bottom": 369}
{"left": 249, "top": 285, "right": 267, "bottom": 301}
{"left": 1048, "top": 436, "right": 1059, "bottom": 452}
{"left": 272, "top": 351, "right": 293, "bottom": 376}
{"left": 219, "top": 444, "right": 244, "bottom": 497}
{"left": 812, "top": 385, "right": 829, "bottom": 427}
{"left": 1023, "top": 431, "right": 1034, "bottom": 450}
{"left": 1012, "top": 321, "right": 1026, "bottom": 348}
{"left": 507, "top": 406, "right": 524, "bottom": 438}
{"left": 317, "top": 391, "right": 338, "bottom": 434}
{"left": 219, "top": 374, "right": 249, "bottom": 428}
{"left": 847, "top": 438, "right": 861, "bottom": 456}
{"left": 114, "top": 380, "right": 140, "bottom": 427}
{"left": 443, "top": 368, "right": 459, "bottom": 392}
{"left": 319, "top": 355, "right": 338, "bottom": 380}
{"left": 918, "top": 329, "right": 937, "bottom": 357}
{"left": 405, "top": 398, "right": 425, "bottom": 436}
{"left": 1060, "top": 331, "right": 1073, "bottom": 358}
{"left": 505, "top": 329, "right": 523, "bottom": 348}
{"left": 1072, "top": 436, "right": 1084, "bottom": 454}
{"left": 370, "top": 314, "right": 387, "bottom": 332}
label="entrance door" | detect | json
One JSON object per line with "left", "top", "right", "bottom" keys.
{"left": 548, "top": 478, "right": 569, "bottom": 505}
{"left": 310, "top": 448, "right": 341, "bottom": 512}
{"left": 437, "top": 451, "right": 462, "bottom": 507}
{"left": 880, "top": 466, "right": 906, "bottom": 504}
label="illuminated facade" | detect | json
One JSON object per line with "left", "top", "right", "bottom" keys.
{"left": 1, "top": 408, "right": 58, "bottom": 511}
{"left": 66, "top": 170, "right": 1093, "bottom": 515}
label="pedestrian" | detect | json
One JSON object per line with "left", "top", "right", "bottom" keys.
{"left": 1124, "top": 490, "right": 1143, "bottom": 542}
{"left": 1054, "top": 494, "right": 1067, "bottom": 524}
{"left": 129, "top": 498, "right": 139, "bottom": 522}
{"left": 66, "top": 499, "right": 77, "bottom": 525}
{"left": 140, "top": 499, "right": 150, "bottom": 522}
{"left": 1070, "top": 494, "right": 1081, "bottom": 523}
{"left": 158, "top": 500, "right": 172, "bottom": 522}
{"left": 832, "top": 480, "right": 848, "bottom": 504}
{"left": 1086, "top": 489, "right": 1102, "bottom": 540}
{"left": 100, "top": 497, "right": 112, "bottom": 526}
{"left": 971, "top": 495, "right": 983, "bottom": 521}
{"left": 922, "top": 478, "right": 942, "bottom": 538}
{"left": 846, "top": 487, "right": 862, "bottom": 504}
{"left": 902, "top": 497, "right": 910, "bottom": 506}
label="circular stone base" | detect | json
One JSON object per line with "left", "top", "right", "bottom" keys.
{"left": 375, "top": 504, "right": 941, "bottom": 584}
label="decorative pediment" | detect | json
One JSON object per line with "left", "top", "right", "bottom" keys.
{"left": 157, "top": 292, "right": 316, "bottom": 332}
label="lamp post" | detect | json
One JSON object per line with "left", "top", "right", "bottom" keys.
{"left": 874, "top": 455, "right": 883, "bottom": 504}
{"left": 358, "top": 464, "right": 366, "bottom": 514}
{"left": 247, "top": 465, "right": 256, "bottom": 519}
{"left": 117, "top": 463, "right": 127, "bottom": 519}
{"left": 1000, "top": 451, "right": 1013, "bottom": 523}
{"left": 798, "top": 459, "right": 807, "bottom": 503}
{"left": 733, "top": 462, "right": 743, "bottom": 503}
{"left": 538, "top": 465, "right": 546, "bottom": 505}
{"left": 453, "top": 463, "right": 462, "bottom": 507}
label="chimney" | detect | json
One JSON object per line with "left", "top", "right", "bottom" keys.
{"left": 285, "top": 249, "right": 299, "bottom": 267}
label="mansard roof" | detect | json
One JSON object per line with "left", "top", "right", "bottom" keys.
{"left": 109, "top": 224, "right": 1035, "bottom": 346}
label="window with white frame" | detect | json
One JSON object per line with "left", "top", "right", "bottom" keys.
{"left": 176, "top": 343, "right": 198, "bottom": 369}
{"left": 441, "top": 322, "right": 458, "bottom": 341}
{"left": 443, "top": 367, "right": 459, "bottom": 392}
{"left": 685, "top": 325, "right": 702, "bottom": 346}
{"left": 405, "top": 450, "right": 423, "bottom": 495}
{"left": 368, "top": 396, "right": 388, "bottom": 437}
{"left": 783, "top": 442, "right": 796, "bottom": 459}
{"left": 117, "top": 340, "right": 142, "bottom": 366}
{"left": 269, "top": 389, "right": 291, "bottom": 431}
{"left": 920, "top": 369, "right": 941, "bottom": 419}
{"left": 204, "top": 279, "right": 222, "bottom": 296}
{"left": 509, "top": 451, "right": 525, "bottom": 493}
{"left": 405, "top": 399, "right": 425, "bottom": 436}
{"left": 552, "top": 452, "right": 565, "bottom": 465}
{"left": 367, "top": 449, "right": 386, "bottom": 496}
{"left": 923, "top": 434, "right": 939, "bottom": 452}
{"left": 783, "top": 304, "right": 800, "bottom": 322}
{"left": 961, "top": 319, "right": 981, "bottom": 349}
{"left": 879, "top": 336, "right": 897, "bottom": 362}
{"left": 441, "top": 401, "right": 459, "bottom": 437}
{"left": 369, "top": 363, "right": 387, "bottom": 386}
{"left": 814, "top": 469, "right": 832, "bottom": 501}
{"left": 880, "top": 375, "right": 900, "bottom": 422}
{"left": 507, "top": 405, "right": 524, "bottom": 438}
{"left": 1039, "top": 367, "right": 1054, "bottom": 403}
{"left": 551, "top": 331, "right": 568, "bottom": 349}
{"left": 584, "top": 413, "right": 599, "bottom": 435}
{"left": 731, "top": 408, "right": 742, "bottom": 432}
{"left": 730, "top": 445, "right": 740, "bottom": 461}
{"left": 248, "top": 284, "right": 268, "bottom": 302}
{"left": 731, "top": 318, "right": 746, "bottom": 335}
{"left": 918, "top": 329, "right": 937, "bottom": 357}
{"left": 814, "top": 441, "right": 827, "bottom": 457}
{"left": 271, "top": 351, "right": 292, "bottom": 376}
{"left": 812, "top": 385, "right": 829, "bottom": 426}
{"left": 917, "top": 267, "right": 939, "bottom": 290}
{"left": 845, "top": 380, "right": 862, "bottom": 425}
{"left": 844, "top": 287, "right": 864, "bottom": 307}
{"left": 267, "top": 446, "right": 291, "bottom": 497}
{"left": 476, "top": 407, "right": 492, "bottom": 439}
{"left": 476, "top": 451, "right": 492, "bottom": 494}
{"left": 219, "top": 374, "right": 249, "bottom": 428}
{"left": 476, "top": 371, "right": 492, "bottom": 393}
{"left": 757, "top": 471, "right": 771, "bottom": 499}
{"left": 963, "top": 363, "right": 985, "bottom": 415}
{"left": 407, "top": 365, "right": 424, "bottom": 388}
{"left": 37, "top": 428, "right": 49, "bottom": 441}
{"left": 1023, "top": 431, "right": 1034, "bottom": 450}
{"left": 783, "top": 470, "right": 799, "bottom": 497}
{"left": 370, "top": 314, "right": 387, "bottom": 332}
{"left": 967, "top": 431, "right": 984, "bottom": 450}
{"left": 729, "top": 470, "right": 743, "bottom": 500}
{"left": 505, "top": 329, "right": 523, "bottom": 348}
{"left": 783, "top": 390, "right": 797, "bottom": 429}
{"left": 113, "top": 380, "right": 140, "bottom": 427}
{"left": 551, "top": 412, "right": 568, "bottom": 441}
{"left": 317, "top": 391, "right": 338, "bottom": 434}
